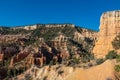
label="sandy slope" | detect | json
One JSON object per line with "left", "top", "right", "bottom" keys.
{"left": 65, "top": 60, "right": 115, "bottom": 80}
{"left": 15, "top": 60, "right": 115, "bottom": 80}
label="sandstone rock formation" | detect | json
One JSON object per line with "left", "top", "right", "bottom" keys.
{"left": 0, "top": 47, "right": 17, "bottom": 61}
{"left": 24, "top": 25, "right": 38, "bottom": 30}
{"left": 45, "top": 24, "right": 75, "bottom": 28}
{"left": 0, "top": 35, "right": 21, "bottom": 43}
{"left": 93, "top": 10, "right": 120, "bottom": 58}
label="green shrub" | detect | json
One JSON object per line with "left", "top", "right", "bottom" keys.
{"left": 112, "top": 33, "right": 120, "bottom": 50}
{"left": 81, "top": 57, "right": 89, "bottom": 63}
{"left": 96, "top": 58, "right": 104, "bottom": 65}
{"left": 115, "top": 65, "right": 120, "bottom": 72}
{"left": 72, "top": 57, "right": 80, "bottom": 64}
{"left": 116, "top": 54, "right": 120, "bottom": 62}
{"left": 49, "top": 60, "right": 57, "bottom": 65}
{"left": 80, "top": 53, "right": 94, "bottom": 63}
{"left": 25, "top": 73, "right": 32, "bottom": 80}
{"left": 106, "top": 50, "right": 117, "bottom": 59}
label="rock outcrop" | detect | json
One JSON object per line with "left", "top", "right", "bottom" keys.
{"left": 45, "top": 24, "right": 75, "bottom": 28}
{"left": 0, "top": 47, "right": 17, "bottom": 61}
{"left": 11, "top": 24, "right": 75, "bottom": 30}
{"left": 93, "top": 10, "right": 120, "bottom": 58}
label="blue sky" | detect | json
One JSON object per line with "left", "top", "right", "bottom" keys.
{"left": 0, "top": 0, "right": 120, "bottom": 30}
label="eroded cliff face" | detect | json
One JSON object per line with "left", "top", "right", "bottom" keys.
{"left": 93, "top": 10, "right": 120, "bottom": 58}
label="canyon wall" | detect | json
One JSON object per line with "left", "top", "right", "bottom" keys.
{"left": 93, "top": 10, "right": 120, "bottom": 58}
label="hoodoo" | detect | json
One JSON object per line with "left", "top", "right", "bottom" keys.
{"left": 93, "top": 10, "right": 120, "bottom": 58}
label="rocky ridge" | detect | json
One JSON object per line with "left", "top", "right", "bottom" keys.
{"left": 0, "top": 24, "right": 75, "bottom": 30}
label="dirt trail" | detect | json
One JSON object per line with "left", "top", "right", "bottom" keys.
{"left": 65, "top": 60, "right": 115, "bottom": 80}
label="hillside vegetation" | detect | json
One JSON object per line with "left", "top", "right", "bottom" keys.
{"left": 0, "top": 24, "right": 97, "bottom": 80}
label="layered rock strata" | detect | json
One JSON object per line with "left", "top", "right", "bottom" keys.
{"left": 93, "top": 10, "right": 120, "bottom": 58}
